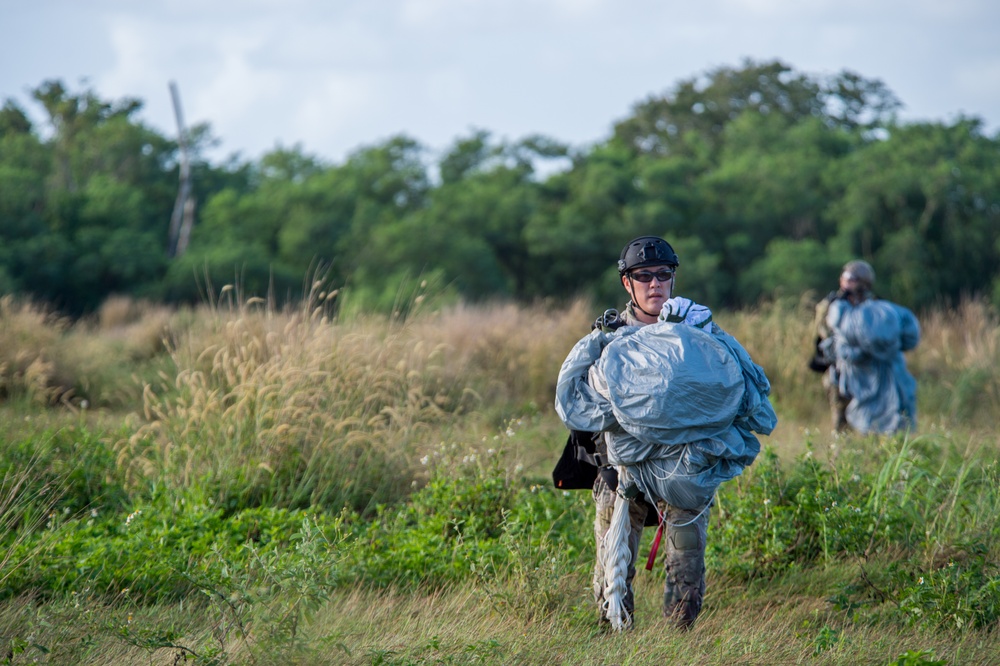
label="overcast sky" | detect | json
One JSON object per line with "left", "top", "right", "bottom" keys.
{"left": 3, "top": 0, "right": 998, "bottom": 165}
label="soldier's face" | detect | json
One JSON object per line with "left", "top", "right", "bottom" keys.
{"left": 623, "top": 264, "right": 674, "bottom": 316}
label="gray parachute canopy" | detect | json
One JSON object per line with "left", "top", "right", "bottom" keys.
{"left": 822, "top": 298, "right": 919, "bottom": 434}
{"left": 555, "top": 321, "right": 776, "bottom": 509}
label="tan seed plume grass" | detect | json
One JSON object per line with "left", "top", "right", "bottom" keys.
{"left": 910, "top": 298, "right": 1000, "bottom": 427}
{"left": 119, "top": 299, "right": 463, "bottom": 512}
{"left": 409, "top": 298, "right": 593, "bottom": 412}
{"left": 0, "top": 296, "right": 67, "bottom": 404}
{"left": 116, "top": 294, "right": 592, "bottom": 512}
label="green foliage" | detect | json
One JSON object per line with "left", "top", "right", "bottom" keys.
{"left": 711, "top": 437, "right": 1000, "bottom": 584}
{"left": 887, "top": 650, "right": 948, "bottom": 666}
{"left": 2, "top": 64, "right": 998, "bottom": 315}
{"left": 745, "top": 237, "right": 843, "bottom": 303}
{"left": 347, "top": 444, "right": 518, "bottom": 588}
{"left": 826, "top": 119, "right": 1000, "bottom": 309}
{"left": 0, "top": 80, "right": 176, "bottom": 314}
{"left": 832, "top": 548, "right": 1000, "bottom": 631}
{"left": 177, "top": 514, "right": 345, "bottom": 660}
{"left": 895, "top": 552, "right": 1000, "bottom": 630}
{"left": 812, "top": 624, "right": 840, "bottom": 655}
{"left": 344, "top": 440, "right": 590, "bottom": 596}
{"left": 472, "top": 481, "right": 590, "bottom": 621}
{"left": 0, "top": 427, "right": 129, "bottom": 519}
{"left": 2, "top": 486, "right": 328, "bottom": 602}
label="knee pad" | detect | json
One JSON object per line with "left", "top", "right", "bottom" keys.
{"left": 670, "top": 523, "right": 700, "bottom": 551}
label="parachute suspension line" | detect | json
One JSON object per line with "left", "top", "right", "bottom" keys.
{"left": 639, "top": 446, "right": 721, "bottom": 485}
{"left": 634, "top": 463, "right": 714, "bottom": 529}
{"left": 601, "top": 491, "right": 634, "bottom": 632}
{"left": 665, "top": 501, "right": 712, "bottom": 528}
{"left": 630, "top": 297, "right": 660, "bottom": 320}
{"left": 645, "top": 452, "right": 688, "bottom": 480}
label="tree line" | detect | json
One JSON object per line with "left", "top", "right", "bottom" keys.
{"left": 1, "top": 59, "right": 998, "bottom": 316}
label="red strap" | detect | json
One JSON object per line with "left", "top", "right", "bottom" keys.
{"left": 645, "top": 516, "right": 666, "bottom": 571}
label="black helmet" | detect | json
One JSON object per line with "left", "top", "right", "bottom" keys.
{"left": 842, "top": 260, "right": 875, "bottom": 288}
{"left": 618, "top": 236, "right": 679, "bottom": 275}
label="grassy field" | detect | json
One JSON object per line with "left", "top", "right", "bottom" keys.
{"left": 0, "top": 290, "right": 998, "bottom": 665}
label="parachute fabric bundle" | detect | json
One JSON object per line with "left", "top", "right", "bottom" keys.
{"left": 555, "top": 298, "right": 777, "bottom": 631}
{"left": 822, "top": 298, "right": 919, "bottom": 434}
{"left": 555, "top": 312, "right": 776, "bottom": 511}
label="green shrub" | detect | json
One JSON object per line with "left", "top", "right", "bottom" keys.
{"left": 0, "top": 427, "right": 130, "bottom": 523}
{"left": 344, "top": 441, "right": 590, "bottom": 592}
{"left": 710, "top": 437, "right": 1000, "bottom": 582}
{"left": 2, "top": 489, "right": 332, "bottom": 602}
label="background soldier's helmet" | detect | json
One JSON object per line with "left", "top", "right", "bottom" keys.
{"left": 843, "top": 260, "right": 876, "bottom": 288}
{"left": 618, "top": 236, "right": 679, "bottom": 275}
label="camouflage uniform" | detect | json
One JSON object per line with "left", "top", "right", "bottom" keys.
{"left": 592, "top": 465, "right": 709, "bottom": 629}
{"left": 592, "top": 301, "right": 710, "bottom": 630}
{"left": 814, "top": 293, "right": 849, "bottom": 432}
{"left": 814, "top": 289, "right": 873, "bottom": 433}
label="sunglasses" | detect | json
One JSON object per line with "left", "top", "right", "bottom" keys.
{"left": 629, "top": 269, "right": 674, "bottom": 283}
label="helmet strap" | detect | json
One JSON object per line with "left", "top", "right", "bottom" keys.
{"left": 632, "top": 300, "right": 660, "bottom": 319}
{"left": 626, "top": 275, "right": 673, "bottom": 319}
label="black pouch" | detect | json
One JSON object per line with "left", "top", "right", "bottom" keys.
{"left": 552, "top": 430, "right": 599, "bottom": 490}
{"left": 808, "top": 336, "right": 831, "bottom": 373}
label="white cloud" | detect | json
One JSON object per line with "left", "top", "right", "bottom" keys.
{"left": 954, "top": 58, "right": 1000, "bottom": 114}
{"left": 2, "top": 0, "right": 996, "bottom": 162}
{"left": 195, "top": 35, "right": 283, "bottom": 125}
{"left": 293, "top": 73, "right": 380, "bottom": 150}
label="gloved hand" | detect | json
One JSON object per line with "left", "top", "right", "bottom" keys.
{"left": 658, "top": 297, "right": 713, "bottom": 328}
{"left": 592, "top": 308, "right": 624, "bottom": 333}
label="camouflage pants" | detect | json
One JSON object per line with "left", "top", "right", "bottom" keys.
{"left": 823, "top": 368, "right": 850, "bottom": 433}
{"left": 593, "top": 474, "right": 709, "bottom": 629}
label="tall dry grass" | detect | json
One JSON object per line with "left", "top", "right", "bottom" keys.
{"left": 0, "top": 294, "right": 182, "bottom": 409}
{"left": 4, "top": 289, "right": 998, "bottom": 514}
{"left": 92, "top": 294, "right": 178, "bottom": 362}
{"left": 114, "top": 291, "right": 591, "bottom": 514}
{"left": 909, "top": 298, "right": 1000, "bottom": 428}
{"left": 0, "top": 296, "right": 71, "bottom": 405}
{"left": 408, "top": 299, "right": 593, "bottom": 412}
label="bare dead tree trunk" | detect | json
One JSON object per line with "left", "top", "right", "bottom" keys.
{"left": 168, "top": 80, "right": 195, "bottom": 258}
{"left": 177, "top": 196, "right": 196, "bottom": 257}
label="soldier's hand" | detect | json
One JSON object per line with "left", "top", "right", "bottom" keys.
{"left": 592, "top": 308, "right": 623, "bottom": 332}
